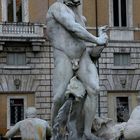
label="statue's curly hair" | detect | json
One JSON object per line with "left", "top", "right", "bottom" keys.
{"left": 25, "top": 107, "right": 37, "bottom": 118}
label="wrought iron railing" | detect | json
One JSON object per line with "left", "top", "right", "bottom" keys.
{"left": 0, "top": 22, "right": 44, "bottom": 37}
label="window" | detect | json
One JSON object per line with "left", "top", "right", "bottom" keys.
{"left": 116, "top": 97, "right": 129, "bottom": 122}
{"left": 114, "top": 53, "right": 130, "bottom": 66}
{"left": 10, "top": 98, "right": 24, "bottom": 126}
{"left": 8, "top": 0, "right": 22, "bottom": 22}
{"left": 1, "top": 0, "right": 29, "bottom": 22}
{"left": 7, "top": 53, "right": 26, "bottom": 65}
{"left": 108, "top": 92, "right": 138, "bottom": 122}
{"left": 7, "top": 96, "right": 27, "bottom": 128}
{"left": 113, "top": 0, "right": 127, "bottom": 27}
{"left": 3, "top": 94, "right": 34, "bottom": 129}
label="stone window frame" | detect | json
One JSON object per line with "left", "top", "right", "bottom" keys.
{"left": 1, "top": 0, "right": 29, "bottom": 22}
{"left": 3, "top": 46, "right": 32, "bottom": 70}
{"left": 7, "top": 95, "right": 27, "bottom": 129}
{"left": 114, "top": 95, "right": 131, "bottom": 122}
{"left": 108, "top": 92, "right": 137, "bottom": 122}
{"left": 109, "top": 0, "right": 133, "bottom": 27}
{"left": 7, "top": 52, "right": 26, "bottom": 66}
{"left": 116, "top": 96, "right": 129, "bottom": 122}
{"left": 114, "top": 52, "right": 131, "bottom": 66}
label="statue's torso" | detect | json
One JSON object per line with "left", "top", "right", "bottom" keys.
{"left": 46, "top": 2, "right": 86, "bottom": 59}
{"left": 20, "top": 118, "right": 48, "bottom": 140}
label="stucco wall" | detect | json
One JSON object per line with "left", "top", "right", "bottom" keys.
{"left": 83, "top": 0, "right": 108, "bottom": 27}
{"left": 97, "top": 0, "right": 109, "bottom": 25}
{"left": 83, "top": 0, "right": 96, "bottom": 27}
{"left": 29, "top": 0, "right": 56, "bottom": 23}
{"left": 29, "top": 0, "right": 49, "bottom": 23}
{"left": 133, "top": 0, "right": 140, "bottom": 40}
{"left": 133, "top": 0, "right": 140, "bottom": 27}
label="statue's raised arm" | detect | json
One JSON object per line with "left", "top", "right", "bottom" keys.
{"left": 47, "top": 1, "right": 108, "bottom": 47}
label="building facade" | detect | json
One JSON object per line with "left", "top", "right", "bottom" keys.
{"left": 0, "top": 0, "right": 140, "bottom": 137}
{"left": 82, "top": 0, "right": 140, "bottom": 123}
{"left": 0, "top": 0, "right": 53, "bottom": 136}
{"left": 98, "top": 0, "right": 140, "bottom": 123}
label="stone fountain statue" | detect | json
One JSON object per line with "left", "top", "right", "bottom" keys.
{"left": 5, "top": 107, "right": 51, "bottom": 140}
{"left": 46, "top": 0, "right": 108, "bottom": 140}
{"left": 92, "top": 105, "right": 140, "bottom": 140}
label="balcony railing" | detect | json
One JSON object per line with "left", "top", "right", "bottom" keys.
{"left": 0, "top": 22, "right": 44, "bottom": 38}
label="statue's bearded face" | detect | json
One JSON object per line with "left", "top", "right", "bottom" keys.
{"left": 64, "top": 0, "right": 81, "bottom": 7}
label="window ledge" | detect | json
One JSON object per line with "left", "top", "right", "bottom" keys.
{"left": 111, "top": 66, "right": 136, "bottom": 70}
{"left": 3, "top": 65, "right": 32, "bottom": 70}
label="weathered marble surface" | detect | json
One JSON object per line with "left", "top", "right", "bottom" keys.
{"left": 46, "top": 0, "right": 108, "bottom": 139}
{"left": 92, "top": 106, "right": 140, "bottom": 140}
{"left": 5, "top": 107, "right": 51, "bottom": 140}
{"left": 124, "top": 106, "right": 140, "bottom": 140}
{"left": 92, "top": 116, "right": 126, "bottom": 140}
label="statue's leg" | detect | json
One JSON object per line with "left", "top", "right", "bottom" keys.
{"left": 83, "top": 86, "right": 99, "bottom": 139}
{"left": 78, "top": 50, "right": 100, "bottom": 139}
{"left": 52, "top": 49, "right": 73, "bottom": 125}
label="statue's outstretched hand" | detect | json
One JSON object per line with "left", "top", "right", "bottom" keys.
{"left": 97, "top": 25, "right": 108, "bottom": 46}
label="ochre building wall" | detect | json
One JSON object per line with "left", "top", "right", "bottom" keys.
{"left": 133, "top": 0, "right": 140, "bottom": 27}
{"left": 29, "top": 0, "right": 49, "bottom": 23}
{"left": 0, "top": 93, "right": 35, "bottom": 135}
{"left": 97, "top": 0, "right": 109, "bottom": 26}
{"left": 133, "top": 0, "right": 140, "bottom": 40}
{"left": 83, "top": 0, "right": 108, "bottom": 27}
{"left": 29, "top": 0, "right": 56, "bottom": 23}
{"left": 83, "top": 0, "right": 96, "bottom": 27}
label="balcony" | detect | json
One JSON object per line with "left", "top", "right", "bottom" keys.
{"left": 0, "top": 22, "right": 45, "bottom": 42}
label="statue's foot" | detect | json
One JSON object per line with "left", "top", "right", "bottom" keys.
{"left": 82, "top": 132, "right": 104, "bottom": 140}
